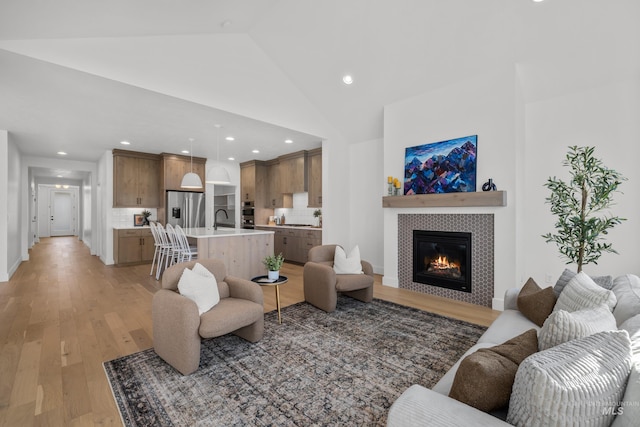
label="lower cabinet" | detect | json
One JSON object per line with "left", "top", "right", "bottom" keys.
{"left": 257, "top": 227, "right": 321, "bottom": 264}
{"left": 113, "top": 228, "right": 155, "bottom": 265}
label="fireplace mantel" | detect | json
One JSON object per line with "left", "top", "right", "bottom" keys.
{"left": 382, "top": 191, "right": 506, "bottom": 208}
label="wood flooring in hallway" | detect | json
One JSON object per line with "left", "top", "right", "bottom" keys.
{"left": 0, "top": 236, "right": 498, "bottom": 426}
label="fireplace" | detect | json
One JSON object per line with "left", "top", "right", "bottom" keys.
{"left": 413, "top": 230, "right": 472, "bottom": 293}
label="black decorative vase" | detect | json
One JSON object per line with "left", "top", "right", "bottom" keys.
{"left": 482, "top": 178, "right": 497, "bottom": 192}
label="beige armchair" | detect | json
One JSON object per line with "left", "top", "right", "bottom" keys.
{"left": 152, "top": 259, "right": 264, "bottom": 375}
{"left": 303, "top": 244, "right": 374, "bottom": 312}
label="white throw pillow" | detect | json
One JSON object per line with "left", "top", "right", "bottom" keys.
{"left": 538, "top": 305, "right": 617, "bottom": 351}
{"left": 507, "top": 330, "right": 633, "bottom": 427}
{"left": 619, "top": 314, "right": 640, "bottom": 357}
{"left": 333, "top": 245, "right": 364, "bottom": 275}
{"left": 177, "top": 266, "right": 220, "bottom": 315}
{"left": 612, "top": 274, "right": 640, "bottom": 326}
{"left": 554, "top": 271, "right": 617, "bottom": 313}
{"left": 611, "top": 360, "right": 640, "bottom": 427}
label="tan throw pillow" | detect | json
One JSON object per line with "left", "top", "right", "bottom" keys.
{"left": 517, "top": 278, "right": 557, "bottom": 327}
{"left": 449, "top": 329, "right": 538, "bottom": 412}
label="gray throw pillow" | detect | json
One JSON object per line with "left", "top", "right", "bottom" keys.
{"left": 507, "top": 330, "right": 632, "bottom": 427}
{"left": 554, "top": 268, "right": 613, "bottom": 296}
{"left": 612, "top": 274, "right": 640, "bottom": 326}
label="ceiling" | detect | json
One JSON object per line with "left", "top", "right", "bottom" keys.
{"left": 0, "top": 0, "right": 638, "bottom": 177}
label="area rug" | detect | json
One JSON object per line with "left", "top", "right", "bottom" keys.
{"left": 104, "top": 297, "right": 486, "bottom": 426}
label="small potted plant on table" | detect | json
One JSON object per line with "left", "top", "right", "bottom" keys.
{"left": 263, "top": 253, "right": 285, "bottom": 280}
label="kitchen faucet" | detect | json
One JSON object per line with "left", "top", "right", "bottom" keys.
{"left": 214, "top": 208, "right": 228, "bottom": 230}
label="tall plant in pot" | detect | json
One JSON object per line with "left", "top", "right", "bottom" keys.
{"left": 263, "top": 253, "right": 285, "bottom": 280}
{"left": 542, "top": 146, "right": 626, "bottom": 272}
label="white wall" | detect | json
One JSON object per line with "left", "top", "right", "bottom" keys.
{"left": 523, "top": 77, "right": 640, "bottom": 282}
{"left": 349, "top": 138, "right": 384, "bottom": 273}
{"left": 5, "top": 132, "right": 22, "bottom": 280}
{"left": 0, "top": 130, "right": 8, "bottom": 281}
{"left": 98, "top": 150, "right": 112, "bottom": 264}
{"left": 382, "top": 67, "right": 519, "bottom": 307}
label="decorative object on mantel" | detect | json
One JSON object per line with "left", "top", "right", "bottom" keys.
{"left": 181, "top": 138, "right": 203, "bottom": 189}
{"left": 387, "top": 176, "right": 394, "bottom": 195}
{"left": 404, "top": 135, "right": 477, "bottom": 195}
{"left": 387, "top": 176, "right": 403, "bottom": 195}
{"left": 382, "top": 191, "right": 506, "bottom": 208}
{"left": 263, "top": 253, "right": 285, "bottom": 280}
{"left": 141, "top": 209, "right": 151, "bottom": 226}
{"left": 481, "top": 178, "right": 497, "bottom": 191}
{"left": 393, "top": 177, "right": 402, "bottom": 195}
{"left": 542, "top": 145, "right": 626, "bottom": 273}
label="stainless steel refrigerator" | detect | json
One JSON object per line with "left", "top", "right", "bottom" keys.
{"left": 166, "top": 191, "right": 205, "bottom": 228}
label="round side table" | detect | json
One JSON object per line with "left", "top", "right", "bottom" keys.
{"left": 251, "top": 275, "right": 289, "bottom": 324}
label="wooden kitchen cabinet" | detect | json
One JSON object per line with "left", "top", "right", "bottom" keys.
{"left": 279, "top": 151, "right": 308, "bottom": 194}
{"left": 113, "top": 150, "right": 161, "bottom": 207}
{"left": 255, "top": 226, "right": 321, "bottom": 264}
{"left": 113, "top": 228, "right": 155, "bottom": 265}
{"left": 161, "top": 153, "right": 206, "bottom": 192}
{"left": 264, "top": 160, "right": 293, "bottom": 208}
{"left": 240, "top": 161, "right": 257, "bottom": 202}
{"left": 307, "top": 147, "right": 322, "bottom": 207}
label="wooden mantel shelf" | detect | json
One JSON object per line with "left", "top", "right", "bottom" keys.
{"left": 382, "top": 191, "right": 507, "bottom": 208}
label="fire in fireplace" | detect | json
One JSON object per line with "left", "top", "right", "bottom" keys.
{"left": 413, "top": 230, "right": 472, "bottom": 293}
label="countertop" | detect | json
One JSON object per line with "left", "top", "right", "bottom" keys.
{"left": 183, "top": 227, "right": 275, "bottom": 238}
{"left": 254, "top": 225, "right": 322, "bottom": 231}
{"left": 113, "top": 225, "right": 151, "bottom": 230}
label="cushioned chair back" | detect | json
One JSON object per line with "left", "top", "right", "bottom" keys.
{"left": 308, "top": 245, "right": 338, "bottom": 266}
{"left": 161, "top": 258, "right": 230, "bottom": 298}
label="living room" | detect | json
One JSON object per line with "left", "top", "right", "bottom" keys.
{"left": 0, "top": 0, "right": 639, "bottom": 425}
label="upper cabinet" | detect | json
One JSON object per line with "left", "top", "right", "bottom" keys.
{"left": 113, "top": 149, "right": 161, "bottom": 208}
{"left": 279, "top": 151, "right": 308, "bottom": 194}
{"left": 161, "top": 153, "right": 206, "bottom": 192}
{"left": 307, "top": 148, "right": 322, "bottom": 207}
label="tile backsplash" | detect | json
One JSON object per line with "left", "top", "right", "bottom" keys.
{"left": 111, "top": 208, "right": 158, "bottom": 227}
{"left": 274, "top": 193, "right": 321, "bottom": 226}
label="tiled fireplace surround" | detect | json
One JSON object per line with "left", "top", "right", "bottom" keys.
{"left": 398, "top": 214, "right": 494, "bottom": 307}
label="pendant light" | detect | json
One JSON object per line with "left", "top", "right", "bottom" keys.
{"left": 181, "top": 138, "right": 203, "bottom": 189}
{"left": 206, "top": 124, "right": 231, "bottom": 184}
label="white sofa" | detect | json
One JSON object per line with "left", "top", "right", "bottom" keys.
{"left": 387, "top": 273, "right": 640, "bottom": 427}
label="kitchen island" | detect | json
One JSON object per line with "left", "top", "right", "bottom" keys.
{"left": 183, "top": 228, "right": 274, "bottom": 279}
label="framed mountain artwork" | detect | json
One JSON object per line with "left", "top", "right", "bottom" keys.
{"left": 404, "top": 135, "right": 477, "bottom": 195}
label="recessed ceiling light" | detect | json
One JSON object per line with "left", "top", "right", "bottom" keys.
{"left": 342, "top": 75, "right": 354, "bottom": 85}
{"left": 181, "top": 150, "right": 190, "bottom": 154}
{"left": 285, "top": 139, "right": 293, "bottom": 144}
{"left": 228, "top": 157, "right": 235, "bottom": 161}
{"left": 532, "top": 0, "right": 544, "bottom": 2}
{"left": 120, "top": 140, "right": 130, "bottom": 145}
{"left": 220, "top": 20, "right": 233, "bottom": 28}
{"left": 252, "top": 149, "right": 260, "bottom": 154}
{"left": 225, "top": 136, "right": 235, "bottom": 141}
{"left": 57, "top": 175, "right": 63, "bottom": 178}
{"left": 57, "top": 151, "right": 67, "bottom": 156}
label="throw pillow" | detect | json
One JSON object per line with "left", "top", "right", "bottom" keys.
{"left": 177, "top": 266, "right": 220, "bottom": 315}
{"left": 507, "top": 330, "right": 632, "bottom": 427}
{"left": 553, "top": 271, "right": 617, "bottom": 313}
{"left": 333, "top": 245, "right": 364, "bottom": 275}
{"left": 517, "top": 277, "right": 557, "bottom": 327}
{"left": 554, "top": 268, "right": 614, "bottom": 296}
{"left": 448, "top": 329, "right": 538, "bottom": 412}
{"left": 612, "top": 274, "right": 640, "bottom": 326}
{"left": 619, "top": 314, "right": 640, "bottom": 356}
{"left": 611, "top": 361, "right": 640, "bottom": 427}
{"left": 538, "top": 305, "right": 617, "bottom": 351}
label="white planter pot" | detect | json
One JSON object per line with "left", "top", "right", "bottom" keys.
{"left": 268, "top": 270, "right": 280, "bottom": 280}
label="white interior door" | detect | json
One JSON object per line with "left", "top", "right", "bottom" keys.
{"left": 51, "top": 190, "right": 77, "bottom": 236}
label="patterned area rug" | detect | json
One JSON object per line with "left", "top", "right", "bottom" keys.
{"left": 104, "top": 297, "right": 486, "bottom": 426}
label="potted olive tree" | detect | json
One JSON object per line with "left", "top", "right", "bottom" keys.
{"left": 263, "top": 253, "right": 285, "bottom": 280}
{"left": 542, "top": 146, "right": 626, "bottom": 272}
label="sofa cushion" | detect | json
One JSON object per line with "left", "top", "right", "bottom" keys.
{"left": 449, "top": 329, "right": 538, "bottom": 412}
{"left": 177, "top": 266, "right": 220, "bottom": 316}
{"left": 612, "top": 274, "right": 640, "bottom": 326}
{"left": 538, "top": 305, "right": 617, "bottom": 351}
{"left": 611, "top": 360, "right": 640, "bottom": 427}
{"left": 388, "top": 385, "right": 512, "bottom": 427}
{"left": 333, "top": 245, "right": 364, "bottom": 275}
{"left": 198, "top": 298, "right": 263, "bottom": 338}
{"left": 553, "top": 271, "right": 617, "bottom": 313}
{"left": 507, "top": 330, "right": 632, "bottom": 427}
{"left": 554, "top": 268, "right": 614, "bottom": 296}
{"left": 517, "top": 278, "right": 556, "bottom": 327}
{"left": 478, "top": 309, "right": 540, "bottom": 346}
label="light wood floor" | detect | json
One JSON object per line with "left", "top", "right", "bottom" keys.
{"left": 0, "top": 237, "right": 499, "bottom": 426}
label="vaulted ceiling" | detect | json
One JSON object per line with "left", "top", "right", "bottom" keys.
{"left": 0, "top": 0, "right": 638, "bottom": 164}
